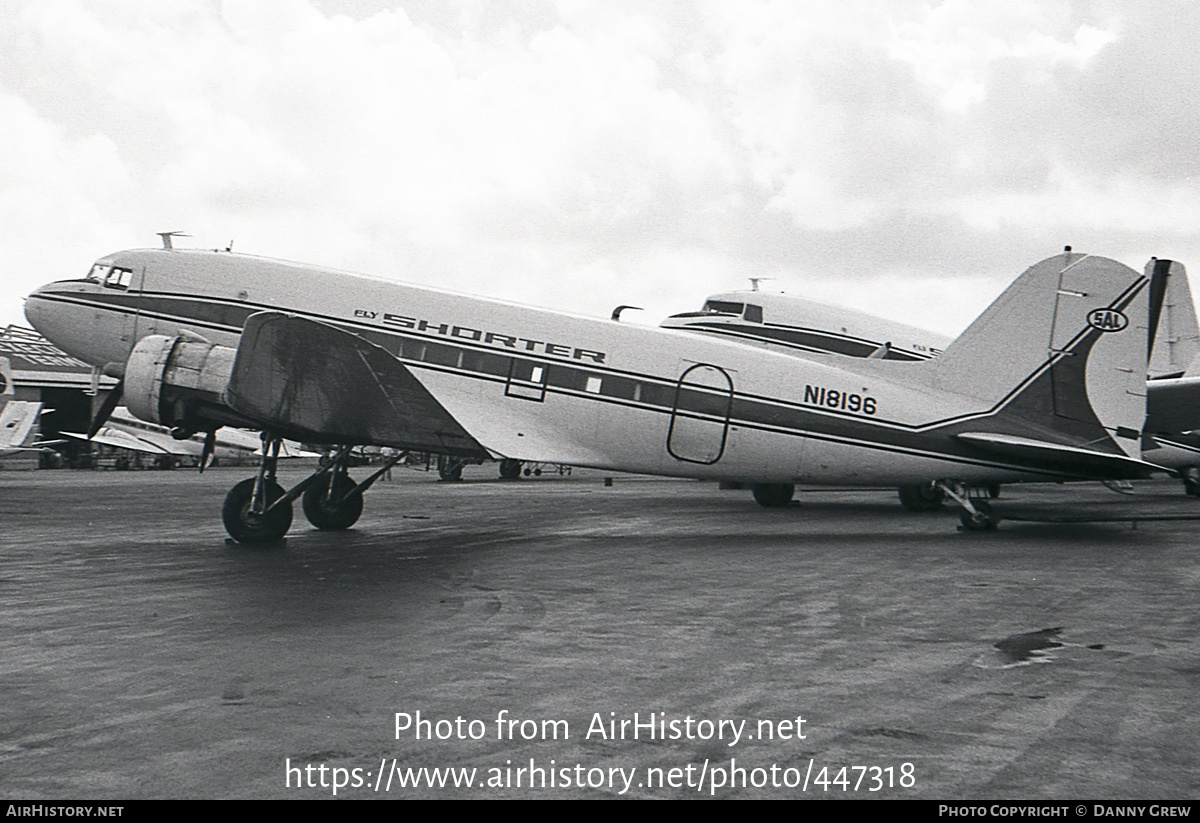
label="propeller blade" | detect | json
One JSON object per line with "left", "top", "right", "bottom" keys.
{"left": 199, "top": 430, "right": 216, "bottom": 473}
{"left": 87, "top": 379, "right": 123, "bottom": 439}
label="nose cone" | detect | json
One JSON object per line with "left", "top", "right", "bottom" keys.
{"left": 24, "top": 281, "right": 109, "bottom": 367}
{"left": 24, "top": 283, "right": 59, "bottom": 340}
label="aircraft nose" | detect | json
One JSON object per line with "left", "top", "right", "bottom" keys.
{"left": 23, "top": 283, "right": 65, "bottom": 340}
{"left": 24, "top": 281, "right": 104, "bottom": 365}
{"left": 24, "top": 284, "right": 53, "bottom": 334}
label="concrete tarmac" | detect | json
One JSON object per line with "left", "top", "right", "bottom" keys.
{"left": 1, "top": 466, "right": 1197, "bottom": 799}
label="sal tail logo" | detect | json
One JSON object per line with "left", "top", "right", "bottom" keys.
{"left": 1087, "top": 308, "right": 1129, "bottom": 332}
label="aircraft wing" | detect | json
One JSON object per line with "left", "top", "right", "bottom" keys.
{"left": 956, "top": 432, "right": 1168, "bottom": 479}
{"left": 1145, "top": 376, "right": 1200, "bottom": 433}
{"left": 222, "top": 312, "right": 489, "bottom": 456}
{"left": 60, "top": 428, "right": 178, "bottom": 455}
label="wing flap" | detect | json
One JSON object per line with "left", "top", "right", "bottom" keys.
{"left": 223, "top": 312, "right": 488, "bottom": 455}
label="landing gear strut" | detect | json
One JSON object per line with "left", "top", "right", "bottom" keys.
{"left": 936, "top": 480, "right": 999, "bottom": 531}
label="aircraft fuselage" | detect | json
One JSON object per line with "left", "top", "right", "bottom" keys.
{"left": 24, "top": 249, "right": 1142, "bottom": 487}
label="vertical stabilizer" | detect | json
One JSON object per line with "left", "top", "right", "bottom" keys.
{"left": 0, "top": 356, "right": 12, "bottom": 398}
{"left": 1147, "top": 259, "right": 1200, "bottom": 378}
{"left": 936, "top": 252, "right": 1159, "bottom": 460}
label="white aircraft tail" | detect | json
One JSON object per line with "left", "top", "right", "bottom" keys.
{"left": 0, "top": 356, "right": 12, "bottom": 398}
{"left": 934, "top": 251, "right": 1163, "bottom": 462}
{"left": 0, "top": 401, "right": 43, "bottom": 450}
{"left": 1147, "top": 259, "right": 1199, "bottom": 378}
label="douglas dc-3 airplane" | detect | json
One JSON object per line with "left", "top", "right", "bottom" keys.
{"left": 24, "top": 244, "right": 1176, "bottom": 541}
{"left": 662, "top": 260, "right": 1200, "bottom": 501}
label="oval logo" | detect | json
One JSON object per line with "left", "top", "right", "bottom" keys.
{"left": 1087, "top": 309, "right": 1129, "bottom": 332}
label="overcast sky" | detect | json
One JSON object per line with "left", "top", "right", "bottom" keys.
{"left": 3, "top": 0, "right": 1199, "bottom": 336}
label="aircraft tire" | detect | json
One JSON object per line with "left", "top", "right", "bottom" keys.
{"left": 959, "top": 500, "right": 997, "bottom": 532}
{"left": 499, "top": 459, "right": 522, "bottom": 480}
{"left": 302, "top": 474, "right": 364, "bottom": 530}
{"left": 752, "top": 483, "right": 795, "bottom": 508}
{"left": 437, "top": 455, "right": 464, "bottom": 481}
{"left": 222, "top": 478, "right": 293, "bottom": 544}
{"left": 897, "top": 483, "right": 944, "bottom": 512}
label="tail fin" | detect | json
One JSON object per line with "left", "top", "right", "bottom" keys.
{"left": 0, "top": 356, "right": 12, "bottom": 398}
{"left": 1147, "top": 259, "right": 1199, "bottom": 378}
{"left": 935, "top": 251, "right": 1163, "bottom": 462}
{"left": 0, "top": 402, "right": 42, "bottom": 450}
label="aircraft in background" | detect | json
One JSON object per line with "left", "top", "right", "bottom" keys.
{"left": 25, "top": 244, "right": 1173, "bottom": 541}
{"left": 663, "top": 260, "right": 1200, "bottom": 500}
{"left": 0, "top": 356, "right": 58, "bottom": 458}
{"left": 661, "top": 291, "right": 952, "bottom": 362}
{"left": 59, "top": 406, "right": 318, "bottom": 468}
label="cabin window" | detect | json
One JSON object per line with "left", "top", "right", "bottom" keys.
{"left": 422, "top": 342, "right": 460, "bottom": 368}
{"left": 585, "top": 376, "right": 602, "bottom": 393}
{"left": 743, "top": 304, "right": 763, "bottom": 324}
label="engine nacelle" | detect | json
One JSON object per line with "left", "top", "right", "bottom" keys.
{"left": 123, "top": 335, "right": 237, "bottom": 431}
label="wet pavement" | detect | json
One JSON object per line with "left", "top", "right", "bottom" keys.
{"left": 1, "top": 467, "right": 1197, "bottom": 799}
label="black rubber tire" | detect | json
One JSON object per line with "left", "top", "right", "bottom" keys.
{"left": 437, "top": 456, "right": 464, "bottom": 481}
{"left": 222, "top": 478, "right": 293, "bottom": 544}
{"left": 301, "top": 474, "right": 364, "bottom": 530}
{"left": 898, "top": 483, "right": 944, "bottom": 512}
{"left": 752, "top": 483, "right": 795, "bottom": 508}
{"left": 959, "top": 500, "right": 997, "bottom": 531}
{"left": 498, "top": 459, "right": 522, "bottom": 480}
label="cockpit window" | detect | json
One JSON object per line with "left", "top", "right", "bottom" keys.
{"left": 102, "top": 267, "right": 134, "bottom": 290}
{"left": 702, "top": 300, "right": 744, "bottom": 315}
{"left": 86, "top": 263, "right": 110, "bottom": 282}
{"left": 743, "top": 304, "right": 763, "bottom": 324}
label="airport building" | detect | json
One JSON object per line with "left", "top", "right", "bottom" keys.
{"left": 0, "top": 324, "right": 117, "bottom": 469}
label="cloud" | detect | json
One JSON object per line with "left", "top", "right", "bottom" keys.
{"left": 1, "top": 0, "right": 1198, "bottom": 336}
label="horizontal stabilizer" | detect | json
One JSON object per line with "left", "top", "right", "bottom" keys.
{"left": 223, "top": 312, "right": 488, "bottom": 455}
{"left": 956, "top": 432, "right": 1166, "bottom": 479}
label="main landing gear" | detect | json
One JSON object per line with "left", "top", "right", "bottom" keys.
{"left": 1180, "top": 466, "right": 1200, "bottom": 497}
{"left": 221, "top": 437, "right": 407, "bottom": 544}
{"left": 752, "top": 483, "right": 795, "bottom": 507}
{"left": 897, "top": 482, "right": 946, "bottom": 512}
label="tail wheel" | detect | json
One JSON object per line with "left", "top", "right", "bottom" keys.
{"left": 959, "top": 500, "right": 998, "bottom": 531}
{"left": 302, "top": 473, "right": 364, "bottom": 530}
{"left": 897, "top": 483, "right": 944, "bottom": 512}
{"left": 752, "top": 483, "right": 795, "bottom": 508}
{"left": 222, "top": 478, "right": 293, "bottom": 544}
